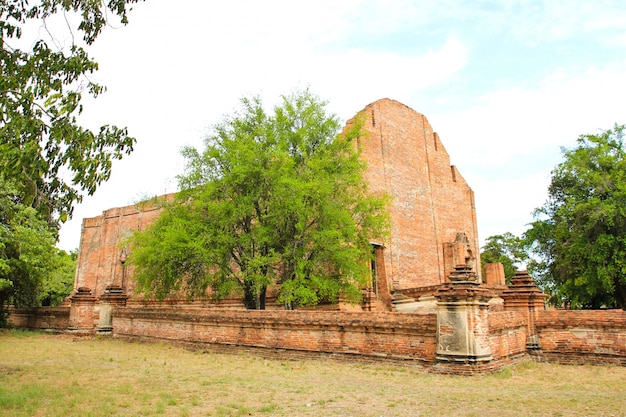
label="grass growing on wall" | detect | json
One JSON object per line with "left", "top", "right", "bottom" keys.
{"left": 1, "top": 330, "right": 625, "bottom": 417}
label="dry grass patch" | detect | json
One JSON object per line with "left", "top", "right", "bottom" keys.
{"left": 1, "top": 330, "right": 625, "bottom": 416}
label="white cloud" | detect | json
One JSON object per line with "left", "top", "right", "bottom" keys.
{"left": 473, "top": 170, "right": 552, "bottom": 242}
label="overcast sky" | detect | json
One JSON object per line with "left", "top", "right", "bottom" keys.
{"left": 52, "top": 0, "right": 626, "bottom": 251}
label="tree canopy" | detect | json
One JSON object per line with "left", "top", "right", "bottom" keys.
{"left": 0, "top": 180, "right": 77, "bottom": 325}
{"left": 527, "top": 124, "right": 626, "bottom": 309}
{"left": 0, "top": 178, "right": 58, "bottom": 325}
{"left": 38, "top": 248, "right": 76, "bottom": 307}
{"left": 130, "top": 90, "right": 390, "bottom": 309}
{"left": 0, "top": 1, "right": 142, "bottom": 323}
{"left": 1, "top": 0, "right": 142, "bottom": 226}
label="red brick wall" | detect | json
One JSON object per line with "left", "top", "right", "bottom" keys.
{"left": 112, "top": 308, "right": 438, "bottom": 364}
{"left": 348, "top": 99, "right": 480, "bottom": 290}
{"left": 488, "top": 310, "right": 528, "bottom": 360}
{"left": 8, "top": 307, "right": 70, "bottom": 331}
{"left": 10, "top": 305, "right": 626, "bottom": 372}
{"left": 536, "top": 309, "right": 626, "bottom": 365}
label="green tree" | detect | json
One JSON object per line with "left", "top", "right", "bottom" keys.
{"left": 0, "top": 1, "right": 143, "bottom": 325}
{"left": 39, "top": 248, "right": 77, "bottom": 307}
{"left": 1, "top": 0, "right": 142, "bottom": 226}
{"left": 480, "top": 232, "right": 528, "bottom": 282}
{"left": 0, "top": 179, "right": 57, "bottom": 326}
{"left": 130, "top": 90, "right": 390, "bottom": 309}
{"left": 527, "top": 124, "right": 626, "bottom": 309}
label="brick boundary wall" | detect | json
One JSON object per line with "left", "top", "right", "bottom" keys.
{"left": 8, "top": 306, "right": 626, "bottom": 372}
{"left": 488, "top": 310, "right": 528, "bottom": 361}
{"left": 112, "top": 308, "right": 438, "bottom": 366}
{"left": 536, "top": 309, "right": 626, "bottom": 366}
{"left": 8, "top": 307, "right": 70, "bottom": 331}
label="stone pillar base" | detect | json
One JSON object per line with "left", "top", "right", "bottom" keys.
{"left": 435, "top": 265, "right": 496, "bottom": 364}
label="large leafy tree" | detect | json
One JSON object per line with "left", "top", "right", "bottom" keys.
{"left": 0, "top": 179, "right": 57, "bottom": 326}
{"left": 0, "top": 179, "right": 77, "bottom": 325}
{"left": 480, "top": 232, "right": 528, "bottom": 282}
{"left": 39, "top": 248, "right": 77, "bottom": 307}
{"left": 527, "top": 124, "right": 626, "bottom": 309}
{"left": 0, "top": 1, "right": 143, "bottom": 323}
{"left": 130, "top": 90, "right": 390, "bottom": 309}
{"left": 1, "top": 0, "right": 142, "bottom": 225}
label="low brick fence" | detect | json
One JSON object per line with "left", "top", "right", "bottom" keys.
{"left": 8, "top": 307, "right": 70, "bottom": 331}
{"left": 112, "top": 308, "right": 438, "bottom": 365}
{"left": 488, "top": 310, "right": 528, "bottom": 361}
{"left": 8, "top": 305, "right": 626, "bottom": 372}
{"left": 536, "top": 309, "right": 626, "bottom": 365}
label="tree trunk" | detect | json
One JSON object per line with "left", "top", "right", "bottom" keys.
{"left": 243, "top": 282, "right": 267, "bottom": 310}
{"left": 614, "top": 280, "right": 626, "bottom": 310}
{"left": 259, "top": 286, "right": 266, "bottom": 310}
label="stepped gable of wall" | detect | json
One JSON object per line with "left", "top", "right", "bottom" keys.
{"left": 345, "top": 98, "right": 480, "bottom": 291}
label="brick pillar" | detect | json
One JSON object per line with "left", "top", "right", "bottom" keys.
{"left": 434, "top": 265, "right": 495, "bottom": 364}
{"left": 68, "top": 287, "right": 97, "bottom": 333}
{"left": 97, "top": 285, "right": 128, "bottom": 334}
{"left": 484, "top": 262, "right": 506, "bottom": 285}
{"left": 501, "top": 270, "right": 547, "bottom": 352}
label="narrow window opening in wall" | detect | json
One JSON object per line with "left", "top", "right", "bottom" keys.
{"left": 371, "top": 110, "right": 376, "bottom": 127}
{"left": 433, "top": 132, "right": 439, "bottom": 151}
{"left": 370, "top": 243, "right": 383, "bottom": 295}
{"left": 451, "top": 165, "right": 457, "bottom": 182}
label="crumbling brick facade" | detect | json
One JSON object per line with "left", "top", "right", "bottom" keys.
{"left": 73, "top": 99, "right": 480, "bottom": 305}
{"left": 68, "top": 100, "right": 473, "bottom": 309}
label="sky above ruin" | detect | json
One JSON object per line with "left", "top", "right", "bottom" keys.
{"left": 54, "top": 0, "right": 626, "bottom": 251}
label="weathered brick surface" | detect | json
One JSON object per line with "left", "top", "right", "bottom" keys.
{"left": 434, "top": 283, "right": 494, "bottom": 363}
{"left": 484, "top": 262, "right": 506, "bottom": 285}
{"left": 8, "top": 307, "right": 70, "bottom": 331}
{"left": 536, "top": 309, "right": 626, "bottom": 365}
{"left": 488, "top": 310, "right": 528, "bottom": 360}
{"left": 10, "top": 303, "right": 626, "bottom": 373}
{"left": 347, "top": 99, "right": 480, "bottom": 290}
{"left": 112, "top": 309, "right": 438, "bottom": 364}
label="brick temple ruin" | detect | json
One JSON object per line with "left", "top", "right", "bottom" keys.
{"left": 72, "top": 98, "right": 483, "bottom": 310}
{"left": 10, "top": 99, "right": 626, "bottom": 374}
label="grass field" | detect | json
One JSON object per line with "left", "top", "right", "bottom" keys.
{"left": 1, "top": 330, "right": 625, "bottom": 417}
